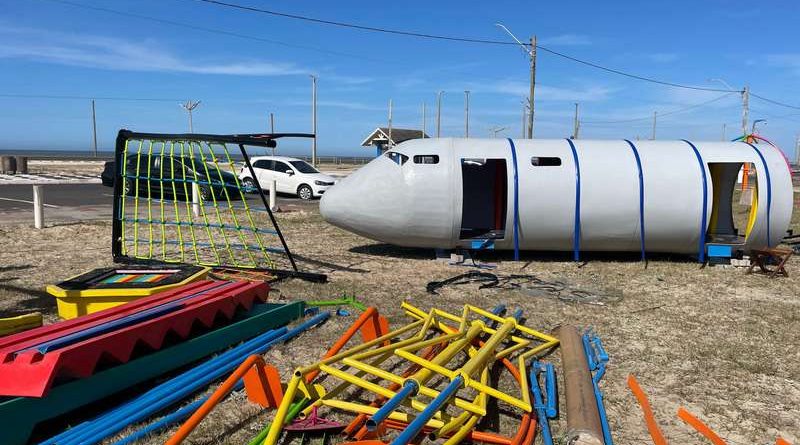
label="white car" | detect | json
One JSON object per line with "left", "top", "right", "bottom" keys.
{"left": 239, "top": 156, "right": 336, "bottom": 200}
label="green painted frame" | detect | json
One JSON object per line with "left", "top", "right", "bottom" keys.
{"left": 0, "top": 301, "right": 304, "bottom": 445}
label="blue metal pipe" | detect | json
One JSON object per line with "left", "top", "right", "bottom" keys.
{"left": 366, "top": 380, "right": 418, "bottom": 431}
{"left": 582, "top": 333, "right": 613, "bottom": 445}
{"left": 512, "top": 308, "right": 523, "bottom": 322}
{"left": 543, "top": 362, "right": 558, "bottom": 418}
{"left": 45, "top": 312, "right": 329, "bottom": 445}
{"left": 61, "top": 313, "right": 329, "bottom": 445}
{"left": 42, "top": 326, "right": 289, "bottom": 445}
{"left": 582, "top": 333, "right": 597, "bottom": 370}
{"left": 528, "top": 363, "right": 554, "bottom": 445}
{"left": 112, "top": 380, "right": 246, "bottom": 445}
{"left": 390, "top": 375, "right": 463, "bottom": 445}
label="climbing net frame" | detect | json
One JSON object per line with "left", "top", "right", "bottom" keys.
{"left": 111, "top": 129, "right": 314, "bottom": 272}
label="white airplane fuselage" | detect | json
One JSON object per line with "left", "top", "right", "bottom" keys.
{"left": 320, "top": 138, "right": 793, "bottom": 257}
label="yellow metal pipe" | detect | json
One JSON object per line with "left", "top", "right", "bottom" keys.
{"left": 442, "top": 413, "right": 481, "bottom": 445}
{"left": 396, "top": 349, "right": 456, "bottom": 379}
{"left": 466, "top": 304, "right": 558, "bottom": 342}
{"left": 318, "top": 363, "right": 437, "bottom": 416}
{"left": 404, "top": 322, "right": 483, "bottom": 386}
{"left": 320, "top": 399, "right": 447, "bottom": 429}
{"left": 404, "top": 304, "right": 536, "bottom": 347}
{"left": 459, "top": 319, "right": 516, "bottom": 378}
{"left": 296, "top": 319, "right": 426, "bottom": 375}
{"left": 263, "top": 374, "right": 302, "bottom": 445}
{"left": 467, "top": 379, "right": 531, "bottom": 412}
{"left": 342, "top": 358, "right": 486, "bottom": 416}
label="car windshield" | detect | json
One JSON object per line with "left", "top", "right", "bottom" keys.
{"left": 182, "top": 158, "right": 237, "bottom": 182}
{"left": 290, "top": 161, "right": 319, "bottom": 174}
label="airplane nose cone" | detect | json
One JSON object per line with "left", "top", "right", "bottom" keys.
{"left": 320, "top": 159, "right": 409, "bottom": 243}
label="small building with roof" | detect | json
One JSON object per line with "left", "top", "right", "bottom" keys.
{"left": 361, "top": 127, "right": 429, "bottom": 157}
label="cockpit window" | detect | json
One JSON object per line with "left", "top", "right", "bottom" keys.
{"left": 413, "top": 155, "right": 439, "bottom": 164}
{"left": 385, "top": 151, "right": 408, "bottom": 166}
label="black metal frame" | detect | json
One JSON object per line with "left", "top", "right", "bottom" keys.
{"left": 111, "top": 129, "right": 314, "bottom": 272}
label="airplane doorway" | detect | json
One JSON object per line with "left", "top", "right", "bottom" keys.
{"left": 460, "top": 158, "right": 507, "bottom": 240}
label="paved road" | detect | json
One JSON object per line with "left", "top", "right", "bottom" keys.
{"left": 0, "top": 183, "right": 318, "bottom": 224}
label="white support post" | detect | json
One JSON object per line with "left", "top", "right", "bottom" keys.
{"left": 269, "top": 179, "right": 277, "bottom": 211}
{"left": 32, "top": 185, "right": 44, "bottom": 229}
{"left": 192, "top": 183, "right": 200, "bottom": 217}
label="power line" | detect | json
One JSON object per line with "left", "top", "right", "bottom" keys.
{"left": 193, "top": 0, "right": 520, "bottom": 45}
{"left": 581, "top": 93, "right": 735, "bottom": 125}
{"left": 0, "top": 93, "right": 181, "bottom": 102}
{"left": 39, "top": 0, "right": 380, "bottom": 62}
{"left": 535, "top": 46, "right": 738, "bottom": 93}
{"left": 750, "top": 92, "right": 800, "bottom": 111}
{"left": 192, "top": 0, "right": 742, "bottom": 94}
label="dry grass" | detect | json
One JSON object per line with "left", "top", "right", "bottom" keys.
{"left": 0, "top": 204, "right": 798, "bottom": 445}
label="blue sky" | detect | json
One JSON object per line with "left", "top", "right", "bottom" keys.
{"left": 1, "top": 0, "right": 799, "bottom": 157}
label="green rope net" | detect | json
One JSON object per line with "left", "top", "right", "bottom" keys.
{"left": 113, "top": 130, "right": 301, "bottom": 271}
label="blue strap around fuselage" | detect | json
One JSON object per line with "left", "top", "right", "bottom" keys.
{"left": 565, "top": 139, "right": 582, "bottom": 262}
{"left": 624, "top": 140, "right": 646, "bottom": 261}
{"left": 681, "top": 140, "right": 708, "bottom": 263}
{"left": 744, "top": 142, "right": 772, "bottom": 245}
{"left": 506, "top": 138, "right": 520, "bottom": 261}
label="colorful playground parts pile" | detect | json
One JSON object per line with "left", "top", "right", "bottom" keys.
{"left": 0, "top": 275, "right": 310, "bottom": 445}
{"left": 161, "top": 303, "right": 619, "bottom": 445}
{"left": 46, "top": 265, "right": 210, "bottom": 319}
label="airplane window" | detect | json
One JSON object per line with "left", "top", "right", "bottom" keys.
{"left": 531, "top": 157, "right": 561, "bottom": 166}
{"left": 385, "top": 151, "right": 408, "bottom": 166}
{"left": 413, "top": 155, "right": 439, "bottom": 164}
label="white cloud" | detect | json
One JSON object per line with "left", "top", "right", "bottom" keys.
{"left": 539, "top": 34, "right": 592, "bottom": 46}
{"left": 764, "top": 54, "right": 800, "bottom": 75}
{"left": 646, "top": 53, "right": 679, "bottom": 63}
{"left": 476, "top": 80, "right": 614, "bottom": 102}
{"left": 0, "top": 26, "right": 306, "bottom": 76}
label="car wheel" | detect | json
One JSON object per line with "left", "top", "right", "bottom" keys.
{"left": 199, "top": 186, "right": 213, "bottom": 201}
{"left": 297, "top": 184, "right": 313, "bottom": 200}
{"left": 242, "top": 177, "right": 257, "bottom": 193}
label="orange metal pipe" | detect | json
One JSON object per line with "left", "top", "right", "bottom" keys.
{"left": 306, "top": 307, "right": 378, "bottom": 383}
{"left": 776, "top": 438, "right": 792, "bottom": 445}
{"left": 677, "top": 407, "right": 727, "bottom": 445}
{"left": 166, "top": 354, "right": 265, "bottom": 445}
{"left": 627, "top": 375, "right": 668, "bottom": 445}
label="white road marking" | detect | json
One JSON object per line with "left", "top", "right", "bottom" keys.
{"left": 0, "top": 197, "right": 59, "bottom": 208}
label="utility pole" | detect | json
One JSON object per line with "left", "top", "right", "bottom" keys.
{"left": 651, "top": 111, "right": 657, "bottom": 140}
{"left": 421, "top": 102, "right": 426, "bottom": 138}
{"left": 572, "top": 103, "right": 580, "bottom": 139}
{"left": 310, "top": 75, "right": 317, "bottom": 166}
{"left": 91, "top": 99, "right": 98, "bottom": 157}
{"left": 464, "top": 90, "right": 470, "bottom": 138}
{"left": 388, "top": 99, "right": 393, "bottom": 150}
{"left": 181, "top": 100, "right": 201, "bottom": 133}
{"left": 269, "top": 112, "right": 276, "bottom": 155}
{"left": 496, "top": 25, "right": 536, "bottom": 139}
{"left": 489, "top": 126, "right": 507, "bottom": 138}
{"left": 795, "top": 134, "right": 800, "bottom": 166}
{"left": 521, "top": 100, "right": 527, "bottom": 138}
{"left": 742, "top": 86, "right": 749, "bottom": 136}
{"left": 436, "top": 91, "right": 443, "bottom": 138}
{"left": 528, "top": 35, "right": 537, "bottom": 139}
{"left": 722, "top": 123, "right": 727, "bottom": 141}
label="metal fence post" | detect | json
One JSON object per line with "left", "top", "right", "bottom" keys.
{"left": 192, "top": 183, "right": 200, "bottom": 217}
{"left": 270, "top": 179, "right": 277, "bottom": 210}
{"left": 33, "top": 185, "right": 44, "bottom": 229}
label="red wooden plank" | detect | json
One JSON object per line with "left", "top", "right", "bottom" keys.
{"left": 0, "top": 280, "right": 268, "bottom": 397}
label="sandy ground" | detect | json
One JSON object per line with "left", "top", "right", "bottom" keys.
{"left": 0, "top": 161, "right": 797, "bottom": 444}
{"left": 0, "top": 205, "right": 798, "bottom": 445}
